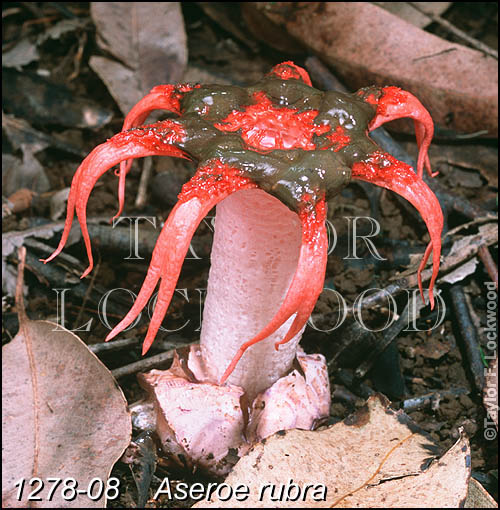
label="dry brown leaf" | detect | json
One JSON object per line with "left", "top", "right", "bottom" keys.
{"left": 5, "top": 188, "right": 36, "bottom": 214}
{"left": 2, "top": 249, "right": 131, "bottom": 508}
{"left": 464, "top": 478, "right": 498, "bottom": 508}
{"left": 439, "top": 258, "right": 479, "bottom": 284}
{"left": 89, "top": 2, "right": 187, "bottom": 114}
{"left": 375, "top": 2, "right": 451, "bottom": 28}
{"left": 195, "top": 395, "right": 471, "bottom": 508}
{"left": 249, "top": 2, "right": 498, "bottom": 137}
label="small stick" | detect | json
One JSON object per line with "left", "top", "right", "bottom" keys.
{"left": 135, "top": 157, "right": 153, "bottom": 209}
{"left": 23, "top": 237, "right": 83, "bottom": 270}
{"left": 360, "top": 221, "right": 498, "bottom": 309}
{"left": 111, "top": 350, "right": 176, "bottom": 379}
{"left": 408, "top": 3, "right": 498, "bottom": 60}
{"left": 88, "top": 336, "right": 142, "bottom": 354}
{"left": 478, "top": 244, "right": 498, "bottom": 289}
{"left": 354, "top": 288, "right": 432, "bottom": 379}
{"left": 68, "top": 30, "right": 87, "bottom": 82}
{"left": 402, "top": 387, "right": 469, "bottom": 413}
{"left": 331, "top": 385, "right": 359, "bottom": 405}
{"left": 23, "top": 250, "right": 134, "bottom": 317}
{"left": 332, "top": 369, "right": 375, "bottom": 400}
{"left": 444, "top": 216, "right": 498, "bottom": 239}
{"left": 110, "top": 344, "right": 196, "bottom": 379}
{"left": 449, "top": 284, "right": 485, "bottom": 393}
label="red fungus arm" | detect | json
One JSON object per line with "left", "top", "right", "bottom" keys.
{"left": 267, "top": 61, "right": 313, "bottom": 86}
{"left": 114, "top": 84, "right": 197, "bottom": 219}
{"left": 42, "top": 121, "right": 189, "bottom": 277}
{"left": 352, "top": 151, "right": 443, "bottom": 308}
{"left": 359, "top": 86, "right": 435, "bottom": 179}
{"left": 106, "top": 160, "right": 258, "bottom": 354}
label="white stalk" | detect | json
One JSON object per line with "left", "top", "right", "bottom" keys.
{"left": 199, "top": 188, "right": 304, "bottom": 398}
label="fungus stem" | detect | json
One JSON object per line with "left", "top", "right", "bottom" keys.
{"left": 200, "top": 189, "right": 306, "bottom": 398}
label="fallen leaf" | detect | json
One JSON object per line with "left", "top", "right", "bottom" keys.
{"left": 2, "top": 151, "right": 50, "bottom": 198}
{"left": 375, "top": 2, "right": 451, "bottom": 28}
{"left": 3, "top": 18, "right": 88, "bottom": 70}
{"left": 417, "top": 142, "right": 498, "bottom": 189}
{"left": 2, "top": 248, "right": 131, "bottom": 508}
{"left": 439, "top": 257, "right": 479, "bottom": 284}
{"left": 197, "top": 3, "right": 260, "bottom": 52}
{"left": 414, "top": 335, "right": 453, "bottom": 360}
{"left": 447, "top": 168, "right": 485, "bottom": 189}
{"left": 2, "top": 68, "right": 113, "bottom": 129}
{"left": 249, "top": 2, "right": 498, "bottom": 137}
{"left": 5, "top": 188, "right": 36, "bottom": 214}
{"left": 2, "top": 38, "right": 40, "bottom": 70}
{"left": 397, "top": 222, "right": 498, "bottom": 282}
{"left": 195, "top": 395, "right": 471, "bottom": 508}
{"left": 2, "top": 112, "right": 87, "bottom": 158}
{"left": 2, "top": 222, "right": 69, "bottom": 260}
{"left": 465, "top": 478, "right": 498, "bottom": 508}
{"left": 89, "top": 2, "right": 188, "bottom": 114}
{"left": 49, "top": 187, "right": 71, "bottom": 221}
{"left": 36, "top": 18, "right": 88, "bottom": 45}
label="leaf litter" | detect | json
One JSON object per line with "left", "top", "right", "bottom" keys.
{"left": 2, "top": 247, "right": 131, "bottom": 508}
{"left": 194, "top": 395, "right": 471, "bottom": 508}
{"left": 1, "top": 3, "right": 493, "bottom": 506}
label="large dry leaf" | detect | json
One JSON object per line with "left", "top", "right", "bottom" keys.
{"left": 89, "top": 2, "right": 187, "bottom": 114}
{"left": 375, "top": 2, "right": 451, "bottom": 28}
{"left": 196, "top": 395, "right": 471, "bottom": 508}
{"left": 464, "top": 478, "right": 498, "bottom": 508}
{"left": 247, "top": 2, "right": 498, "bottom": 137}
{"left": 2, "top": 289, "right": 131, "bottom": 507}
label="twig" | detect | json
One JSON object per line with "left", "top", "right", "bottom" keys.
{"left": 23, "top": 237, "right": 83, "bottom": 270}
{"left": 332, "top": 369, "right": 375, "bottom": 400}
{"left": 135, "top": 157, "right": 153, "bottom": 209}
{"left": 360, "top": 221, "right": 498, "bottom": 309}
{"left": 478, "top": 245, "right": 498, "bottom": 289}
{"left": 111, "top": 345, "right": 195, "bottom": 379}
{"left": 408, "top": 3, "right": 498, "bottom": 60}
{"left": 68, "top": 30, "right": 87, "bottom": 82}
{"left": 449, "top": 285, "right": 485, "bottom": 393}
{"left": 448, "top": 130, "right": 490, "bottom": 140}
{"left": 402, "top": 387, "right": 469, "bottom": 413}
{"left": 23, "top": 250, "right": 135, "bottom": 317}
{"left": 412, "top": 48, "right": 457, "bottom": 62}
{"left": 331, "top": 385, "right": 359, "bottom": 405}
{"left": 354, "top": 289, "right": 433, "bottom": 379}
{"left": 305, "top": 56, "right": 347, "bottom": 91}
{"left": 88, "top": 336, "right": 142, "bottom": 354}
{"left": 444, "top": 216, "right": 498, "bottom": 239}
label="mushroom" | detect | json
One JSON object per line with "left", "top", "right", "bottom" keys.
{"left": 43, "top": 62, "right": 443, "bottom": 474}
